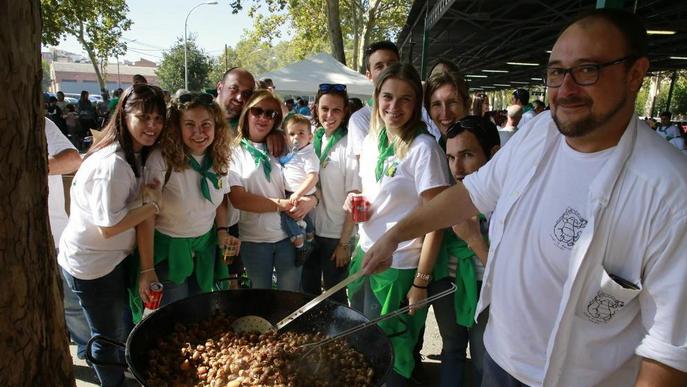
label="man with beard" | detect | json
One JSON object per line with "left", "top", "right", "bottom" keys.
{"left": 361, "top": 8, "right": 687, "bottom": 387}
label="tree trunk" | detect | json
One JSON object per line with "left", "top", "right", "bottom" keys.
{"left": 350, "top": 0, "right": 362, "bottom": 72}
{"left": 360, "top": 0, "right": 381, "bottom": 74}
{"left": 0, "top": 1, "right": 76, "bottom": 386}
{"left": 326, "top": 0, "right": 346, "bottom": 66}
{"left": 77, "top": 21, "right": 107, "bottom": 92}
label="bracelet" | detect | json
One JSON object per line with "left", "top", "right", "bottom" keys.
{"left": 412, "top": 283, "right": 428, "bottom": 289}
{"left": 216, "top": 226, "right": 230, "bottom": 233}
{"left": 140, "top": 268, "right": 155, "bottom": 274}
{"left": 415, "top": 272, "right": 432, "bottom": 281}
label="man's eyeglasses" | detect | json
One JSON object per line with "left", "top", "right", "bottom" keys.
{"left": 319, "top": 83, "right": 347, "bottom": 93}
{"left": 249, "top": 106, "right": 278, "bottom": 120}
{"left": 177, "top": 92, "right": 215, "bottom": 105}
{"left": 545, "top": 56, "right": 636, "bottom": 88}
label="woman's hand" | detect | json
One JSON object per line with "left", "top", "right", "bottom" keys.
{"left": 331, "top": 243, "right": 351, "bottom": 268}
{"left": 266, "top": 130, "right": 287, "bottom": 157}
{"left": 342, "top": 192, "right": 356, "bottom": 213}
{"left": 143, "top": 184, "right": 162, "bottom": 208}
{"left": 287, "top": 195, "right": 316, "bottom": 220}
{"left": 406, "top": 284, "right": 428, "bottom": 316}
{"left": 138, "top": 269, "right": 159, "bottom": 304}
{"left": 218, "top": 230, "right": 241, "bottom": 262}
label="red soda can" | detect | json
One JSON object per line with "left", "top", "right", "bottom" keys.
{"left": 144, "top": 282, "right": 163, "bottom": 311}
{"left": 351, "top": 195, "right": 370, "bottom": 223}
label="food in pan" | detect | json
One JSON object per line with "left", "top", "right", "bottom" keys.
{"left": 145, "top": 313, "right": 374, "bottom": 387}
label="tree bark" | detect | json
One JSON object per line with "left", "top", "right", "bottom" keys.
{"left": 0, "top": 1, "right": 76, "bottom": 385}
{"left": 326, "top": 0, "right": 346, "bottom": 66}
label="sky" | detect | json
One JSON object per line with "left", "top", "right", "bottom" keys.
{"left": 46, "top": 0, "right": 283, "bottom": 63}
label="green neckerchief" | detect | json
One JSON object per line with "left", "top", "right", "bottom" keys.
{"left": 228, "top": 117, "right": 239, "bottom": 129}
{"left": 127, "top": 228, "right": 228, "bottom": 323}
{"left": 367, "top": 97, "right": 374, "bottom": 106}
{"left": 240, "top": 138, "right": 272, "bottom": 181}
{"left": 375, "top": 126, "right": 431, "bottom": 182}
{"left": 186, "top": 154, "right": 219, "bottom": 203}
{"left": 439, "top": 135, "right": 447, "bottom": 153}
{"left": 348, "top": 246, "right": 427, "bottom": 379}
{"left": 432, "top": 214, "right": 488, "bottom": 328}
{"left": 313, "top": 127, "right": 346, "bottom": 165}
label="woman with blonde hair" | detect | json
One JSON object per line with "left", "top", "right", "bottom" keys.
{"left": 345, "top": 63, "right": 451, "bottom": 386}
{"left": 135, "top": 92, "right": 239, "bottom": 317}
{"left": 228, "top": 90, "right": 317, "bottom": 290}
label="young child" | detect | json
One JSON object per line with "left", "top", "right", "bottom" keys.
{"left": 280, "top": 114, "right": 319, "bottom": 263}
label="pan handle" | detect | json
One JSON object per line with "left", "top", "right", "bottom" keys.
{"left": 85, "top": 335, "right": 127, "bottom": 367}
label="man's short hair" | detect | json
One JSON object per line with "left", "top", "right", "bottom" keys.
{"left": 507, "top": 104, "right": 523, "bottom": 119}
{"left": 513, "top": 89, "right": 530, "bottom": 105}
{"left": 364, "top": 40, "right": 400, "bottom": 70}
{"left": 563, "top": 8, "right": 648, "bottom": 59}
{"left": 660, "top": 111, "right": 672, "bottom": 119}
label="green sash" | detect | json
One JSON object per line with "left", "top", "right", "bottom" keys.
{"left": 432, "top": 214, "right": 488, "bottom": 327}
{"left": 128, "top": 228, "right": 228, "bottom": 323}
{"left": 348, "top": 246, "right": 427, "bottom": 378}
{"left": 186, "top": 154, "right": 219, "bottom": 203}
{"left": 240, "top": 138, "right": 271, "bottom": 181}
{"left": 313, "top": 127, "right": 346, "bottom": 166}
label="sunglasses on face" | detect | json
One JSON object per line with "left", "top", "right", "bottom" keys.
{"left": 177, "top": 92, "right": 215, "bottom": 105}
{"left": 249, "top": 106, "right": 278, "bottom": 120}
{"left": 319, "top": 83, "right": 347, "bottom": 93}
{"left": 446, "top": 117, "right": 483, "bottom": 139}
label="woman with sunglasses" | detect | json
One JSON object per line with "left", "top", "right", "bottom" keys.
{"left": 228, "top": 90, "right": 316, "bottom": 290}
{"left": 133, "top": 92, "right": 240, "bottom": 319}
{"left": 58, "top": 84, "right": 166, "bottom": 387}
{"left": 301, "top": 83, "right": 360, "bottom": 303}
{"left": 345, "top": 63, "right": 451, "bottom": 386}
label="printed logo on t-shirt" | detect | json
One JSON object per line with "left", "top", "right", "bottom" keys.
{"left": 385, "top": 160, "right": 399, "bottom": 178}
{"left": 584, "top": 292, "right": 624, "bottom": 324}
{"left": 551, "top": 207, "right": 588, "bottom": 250}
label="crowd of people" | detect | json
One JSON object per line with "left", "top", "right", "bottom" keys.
{"left": 44, "top": 7, "right": 687, "bottom": 387}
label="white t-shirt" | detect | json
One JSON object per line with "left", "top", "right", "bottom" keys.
{"left": 46, "top": 118, "right": 77, "bottom": 248}
{"left": 314, "top": 134, "right": 361, "bottom": 238}
{"left": 484, "top": 137, "right": 614, "bottom": 385}
{"left": 58, "top": 143, "right": 142, "bottom": 280}
{"left": 359, "top": 133, "right": 451, "bottom": 268}
{"left": 282, "top": 143, "right": 319, "bottom": 194}
{"left": 519, "top": 109, "right": 536, "bottom": 127}
{"left": 656, "top": 123, "right": 685, "bottom": 151}
{"left": 421, "top": 106, "right": 443, "bottom": 142}
{"left": 229, "top": 142, "right": 288, "bottom": 243}
{"left": 347, "top": 106, "right": 372, "bottom": 157}
{"left": 498, "top": 126, "right": 516, "bottom": 146}
{"left": 146, "top": 149, "right": 230, "bottom": 237}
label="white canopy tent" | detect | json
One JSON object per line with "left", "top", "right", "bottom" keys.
{"left": 259, "top": 53, "right": 373, "bottom": 100}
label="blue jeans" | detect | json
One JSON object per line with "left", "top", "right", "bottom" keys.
{"left": 481, "top": 350, "right": 529, "bottom": 387}
{"left": 62, "top": 261, "right": 133, "bottom": 387}
{"left": 60, "top": 267, "right": 90, "bottom": 359}
{"left": 429, "top": 278, "right": 488, "bottom": 387}
{"left": 280, "top": 212, "right": 314, "bottom": 239}
{"left": 301, "top": 236, "right": 349, "bottom": 304}
{"left": 155, "top": 259, "right": 203, "bottom": 307}
{"left": 240, "top": 238, "right": 302, "bottom": 291}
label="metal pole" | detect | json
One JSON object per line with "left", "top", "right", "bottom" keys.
{"left": 185, "top": 2, "right": 218, "bottom": 91}
{"left": 420, "top": 2, "right": 429, "bottom": 80}
{"left": 666, "top": 70, "right": 677, "bottom": 112}
{"left": 117, "top": 55, "right": 120, "bottom": 88}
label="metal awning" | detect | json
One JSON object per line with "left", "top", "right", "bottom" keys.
{"left": 397, "top": 0, "right": 687, "bottom": 91}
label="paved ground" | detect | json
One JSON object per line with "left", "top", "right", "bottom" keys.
{"left": 72, "top": 306, "right": 473, "bottom": 386}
